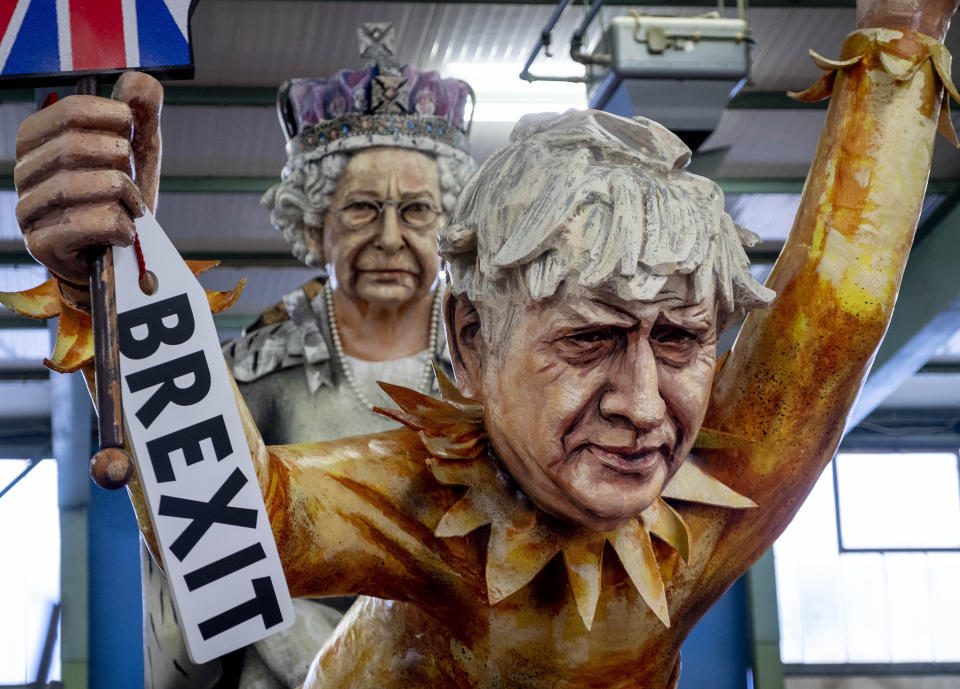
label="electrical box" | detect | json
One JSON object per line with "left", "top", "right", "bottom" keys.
{"left": 586, "top": 12, "right": 752, "bottom": 135}
{"left": 597, "top": 14, "right": 751, "bottom": 81}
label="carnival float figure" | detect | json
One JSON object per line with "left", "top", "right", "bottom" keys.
{"left": 144, "top": 23, "right": 475, "bottom": 689}
{"left": 7, "top": 0, "right": 959, "bottom": 687}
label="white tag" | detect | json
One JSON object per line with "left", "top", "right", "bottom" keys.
{"left": 114, "top": 211, "right": 294, "bottom": 664}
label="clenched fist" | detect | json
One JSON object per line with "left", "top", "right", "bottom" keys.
{"left": 14, "top": 72, "right": 163, "bottom": 285}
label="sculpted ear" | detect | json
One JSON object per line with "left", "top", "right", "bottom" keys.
{"left": 444, "top": 292, "right": 484, "bottom": 401}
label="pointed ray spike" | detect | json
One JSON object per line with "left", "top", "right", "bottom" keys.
{"left": 930, "top": 44, "right": 960, "bottom": 105}
{"left": 938, "top": 97, "right": 960, "bottom": 147}
{"left": 486, "top": 521, "right": 561, "bottom": 605}
{"left": 561, "top": 533, "right": 605, "bottom": 630}
{"left": 434, "top": 363, "right": 474, "bottom": 405}
{"left": 372, "top": 405, "right": 423, "bottom": 429}
{"left": 185, "top": 259, "right": 221, "bottom": 276}
{"left": 428, "top": 456, "right": 493, "bottom": 487}
{"left": 45, "top": 308, "right": 94, "bottom": 373}
{"left": 376, "top": 382, "right": 481, "bottom": 432}
{"left": 378, "top": 380, "right": 448, "bottom": 414}
{"left": 787, "top": 71, "right": 836, "bottom": 103}
{"left": 878, "top": 50, "right": 923, "bottom": 80}
{"left": 435, "top": 494, "right": 492, "bottom": 537}
{"left": 0, "top": 278, "right": 62, "bottom": 319}
{"left": 612, "top": 520, "right": 670, "bottom": 627}
{"left": 420, "top": 431, "right": 487, "bottom": 460}
{"left": 205, "top": 278, "right": 245, "bottom": 314}
{"left": 930, "top": 44, "right": 960, "bottom": 147}
{"left": 641, "top": 499, "right": 691, "bottom": 563}
{"left": 662, "top": 458, "right": 756, "bottom": 509}
{"left": 694, "top": 427, "right": 753, "bottom": 449}
{"left": 809, "top": 48, "right": 863, "bottom": 71}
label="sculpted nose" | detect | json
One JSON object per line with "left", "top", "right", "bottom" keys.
{"left": 375, "top": 205, "right": 404, "bottom": 253}
{"left": 599, "top": 340, "right": 666, "bottom": 430}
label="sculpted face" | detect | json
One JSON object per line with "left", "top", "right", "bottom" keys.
{"left": 458, "top": 281, "right": 718, "bottom": 532}
{"left": 318, "top": 147, "right": 443, "bottom": 309}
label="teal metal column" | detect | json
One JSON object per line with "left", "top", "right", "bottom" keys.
{"left": 51, "top": 351, "right": 91, "bottom": 689}
{"left": 747, "top": 551, "right": 785, "bottom": 689}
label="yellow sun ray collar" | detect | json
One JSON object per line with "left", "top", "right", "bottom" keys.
{"left": 377, "top": 367, "right": 756, "bottom": 631}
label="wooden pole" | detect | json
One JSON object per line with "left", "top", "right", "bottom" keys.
{"left": 78, "top": 75, "right": 134, "bottom": 491}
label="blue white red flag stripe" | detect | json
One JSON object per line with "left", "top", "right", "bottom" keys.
{"left": 0, "top": 0, "right": 191, "bottom": 77}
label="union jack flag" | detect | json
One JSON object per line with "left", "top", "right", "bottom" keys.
{"left": 0, "top": 0, "right": 194, "bottom": 84}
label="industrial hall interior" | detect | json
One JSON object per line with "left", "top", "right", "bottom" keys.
{"left": 0, "top": 1, "right": 959, "bottom": 689}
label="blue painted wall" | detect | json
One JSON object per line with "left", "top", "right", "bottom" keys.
{"left": 679, "top": 578, "right": 752, "bottom": 689}
{"left": 88, "top": 484, "right": 143, "bottom": 687}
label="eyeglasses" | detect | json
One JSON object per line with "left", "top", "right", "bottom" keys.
{"left": 334, "top": 198, "right": 443, "bottom": 230}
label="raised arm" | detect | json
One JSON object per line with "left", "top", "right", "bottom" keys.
{"left": 701, "top": 0, "right": 959, "bottom": 562}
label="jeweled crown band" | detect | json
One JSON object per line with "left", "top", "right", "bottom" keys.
{"left": 290, "top": 113, "right": 470, "bottom": 158}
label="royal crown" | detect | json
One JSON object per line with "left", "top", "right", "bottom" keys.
{"left": 277, "top": 23, "right": 475, "bottom": 166}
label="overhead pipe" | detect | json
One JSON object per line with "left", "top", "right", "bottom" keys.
{"left": 519, "top": 0, "right": 586, "bottom": 83}
{"left": 569, "top": 0, "right": 612, "bottom": 66}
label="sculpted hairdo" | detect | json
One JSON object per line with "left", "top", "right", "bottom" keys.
{"left": 262, "top": 149, "right": 475, "bottom": 268}
{"left": 439, "top": 110, "right": 775, "bottom": 333}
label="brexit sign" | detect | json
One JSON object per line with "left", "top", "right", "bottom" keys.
{"left": 114, "top": 211, "right": 294, "bottom": 663}
{"left": 0, "top": 0, "right": 195, "bottom": 85}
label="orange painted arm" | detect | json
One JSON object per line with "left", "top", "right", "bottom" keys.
{"left": 257, "top": 430, "right": 476, "bottom": 606}
{"left": 702, "top": 28, "right": 955, "bottom": 564}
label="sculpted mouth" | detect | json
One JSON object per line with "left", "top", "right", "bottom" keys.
{"left": 585, "top": 443, "right": 671, "bottom": 475}
{"left": 358, "top": 268, "right": 417, "bottom": 275}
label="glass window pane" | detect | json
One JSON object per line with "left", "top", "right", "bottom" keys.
{"left": 835, "top": 452, "right": 960, "bottom": 550}
{"left": 775, "top": 466, "right": 845, "bottom": 663}
{"left": 0, "top": 459, "right": 60, "bottom": 683}
{"left": 927, "top": 552, "right": 960, "bottom": 661}
{"left": 838, "top": 552, "right": 890, "bottom": 662}
{"left": 884, "top": 552, "right": 935, "bottom": 662}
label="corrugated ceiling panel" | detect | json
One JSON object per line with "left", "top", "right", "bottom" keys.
{"left": 155, "top": 193, "right": 281, "bottom": 251}
{"left": 183, "top": 3, "right": 872, "bottom": 93}
{"left": 726, "top": 193, "right": 801, "bottom": 242}
{"left": 703, "top": 108, "right": 960, "bottom": 179}
{"left": 160, "top": 106, "right": 287, "bottom": 176}
{"left": 699, "top": 109, "right": 828, "bottom": 178}
{"left": 0, "top": 193, "right": 19, "bottom": 241}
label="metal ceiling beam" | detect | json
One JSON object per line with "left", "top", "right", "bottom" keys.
{"left": 9, "top": 86, "right": 950, "bottom": 110}
{"left": 0, "top": 311, "right": 257, "bottom": 333}
{"left": 0, "top": 175, "right": 956, "bottom": 196}
{"left": 0, "top": 88, "right": 854, "bottom": 110}
{"left": 0, "top": 85, "right": 280, "bottom": 107}
{"left": 846, "top": 186, "right": 960, "bottom": 429}
{"left": 0, "top": 243, "right": 300, "bottom": 267}
{"left": 0, "top": 241, "right": 783, "bottom": 269}
{"left": 305, "top": 0, "right": 855, "bottom": 6}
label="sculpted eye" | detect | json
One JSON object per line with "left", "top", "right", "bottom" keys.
{"left": 343, "top": 200, "right": 379, "bottom": 216}
{"left": 555, "top": 328, "right": 618, "bottom": 364}
{"left": 651, "top": 325, "right": 697, "bottom": 345}
{"left": 650, "top": 325, "right": 700, "bottom": 367}
{"left": 569, "top": 329, "right": 610, "bottom": 344}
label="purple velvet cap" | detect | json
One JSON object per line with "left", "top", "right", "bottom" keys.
{"left": 277, "top": 63, "right": 475, "bottom": 165}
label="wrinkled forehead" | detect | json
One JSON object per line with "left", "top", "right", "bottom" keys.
{"left": 556, "top": 276, "right": 717, "bottom": 319}
{"left": 335, "top": 147, "right": 440, "bottom": 197}
{"left": 482, "top": 275, "right": 717, "bottom": 328}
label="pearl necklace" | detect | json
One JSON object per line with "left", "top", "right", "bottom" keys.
{"left": 324, "top": 283, "right": 441, "bottom": 411}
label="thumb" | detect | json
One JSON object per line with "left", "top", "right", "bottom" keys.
{"left": 111, "top": 72, "right": 163, "bottom": 214}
